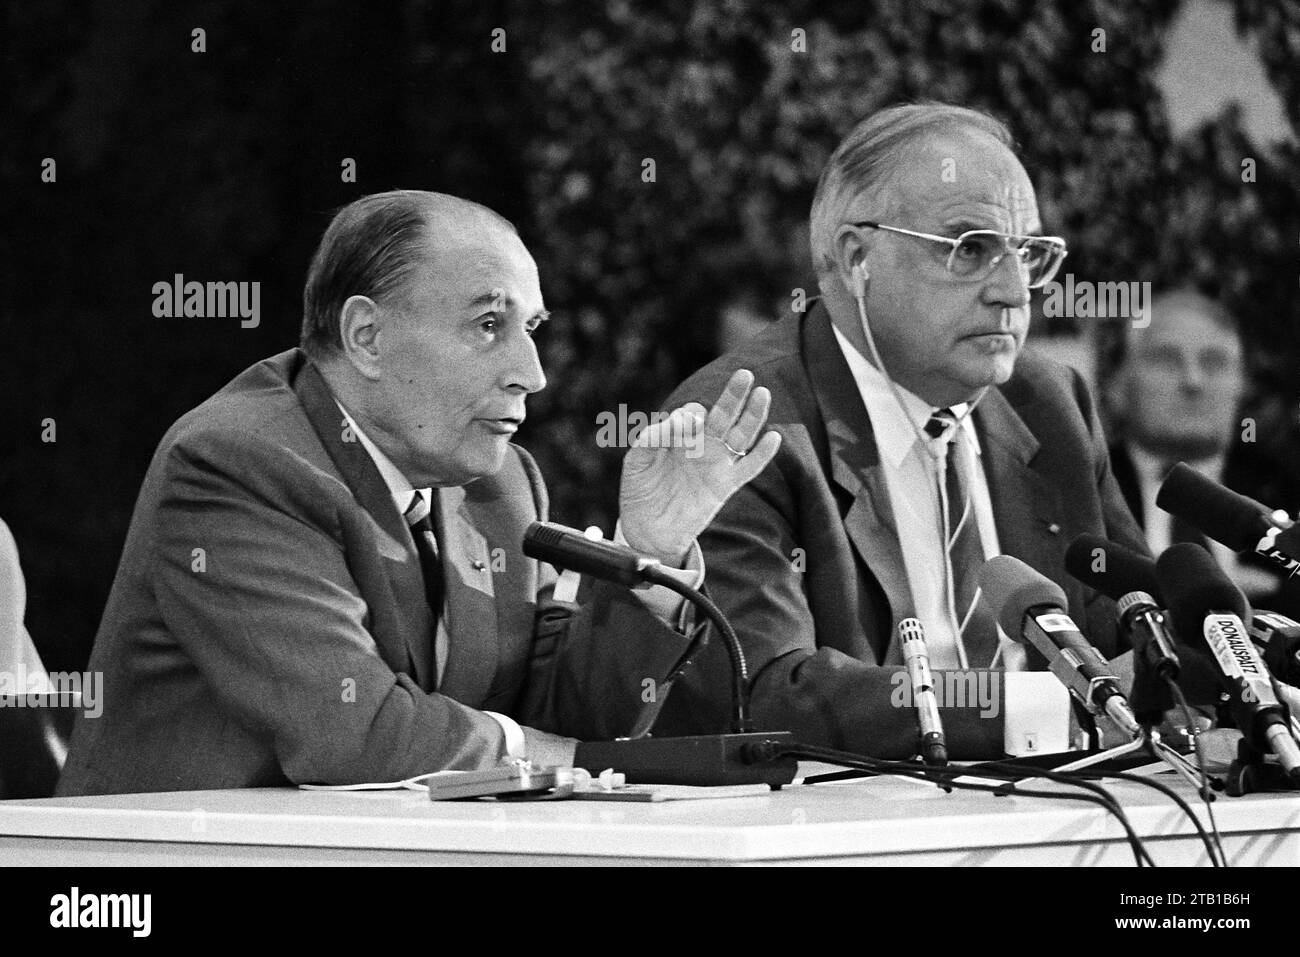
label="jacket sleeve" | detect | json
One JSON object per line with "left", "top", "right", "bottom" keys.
{"left": 510, "top": 446, "right": 700, "bottom": 742}
{"left": 151, "top": 427, "right": 510, "bottom": 785}
{"left": 668, "top": 448, "right": 1006, "bottom": 759}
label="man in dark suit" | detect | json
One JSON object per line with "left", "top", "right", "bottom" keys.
{"left": 655, "top": 104, "right": 1148, "bottom": 758}
{"left": 57, "top": 191, "right": 779, "bottom": 795}
{"left": 1103, "top": 286, "right": 1296, "bottom": 616}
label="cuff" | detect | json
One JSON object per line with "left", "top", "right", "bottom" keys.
{"left": 613, "top": 521, "right": 705, "bottom": 631}
{"left": 484, "top": 711, "right": 527, "bottom": 760}
{"left": 1002, "top": 672, "right": 1072, "bottom": 756}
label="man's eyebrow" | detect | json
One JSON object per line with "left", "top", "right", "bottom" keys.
{"left": 466, "top": 292, "right": 549, "bottom": 322}
{"left": 941, "top": 218, "right": 1044, "bottom": 237}
{"left": 939, "top": 218, "right": 988, "bottom": 235}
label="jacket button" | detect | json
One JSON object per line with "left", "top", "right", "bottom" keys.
{"left": 471, "top": 559, "right": 486, "bottom": 571}
{"left": 1047, "top": 523, "right": 1061, "bottom": 535}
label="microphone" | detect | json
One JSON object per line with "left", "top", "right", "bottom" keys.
{"left": 1156, "top": 464, "right": 1300, "bottom": 580}
{"left": 524, "top": 521, "right": 797, "bottom": 787}
{"left": 1064, "top": 534, "right": 1177, "bottom": 671}
{"left": 1246, "top": 611, "right": 1300, "bottom": 743}
{"left": 898, "top": 618, "right": 947, "bottom": 766}
{"left": 979, "top": 555, "right": 1141, "bottom": 739}
{"left": 1155, "top": 543, "right": 1300, "bottom": 783}
{"left": 1248, "top": 610, "right": 1300, "bottom": 686}
{"left": 523, "top": 521, "right": 661, "bottom": 588}
{"left": 1064, "top": 534, "right": 1182, "bottom": 719}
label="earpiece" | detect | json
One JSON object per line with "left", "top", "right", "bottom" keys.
{"left": 851, "top": 261, "right": 870, "bottom": 300}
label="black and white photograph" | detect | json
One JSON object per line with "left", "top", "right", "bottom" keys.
{"left": 2, "top": 0, "right": 1298, "bottom": 905}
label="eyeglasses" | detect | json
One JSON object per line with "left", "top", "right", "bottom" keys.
{"left": 851, "top": 221, "right": 1068, "bottom": 290}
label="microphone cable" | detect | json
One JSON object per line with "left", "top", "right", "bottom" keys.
{"left": 852, "top": 278, "right": 991, "bottom": 670}
{"left": 764, "top": 742, "right": 1155, "bottom": 866}
{"left": 1166, "top": 676, "right": 1228, "bottom": 866}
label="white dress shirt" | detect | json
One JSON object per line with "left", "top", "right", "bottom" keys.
{"left": 1126, "top": 443, "right": 1277, "bottom": 600}
{"left": 832, "top": 327, "right": 1027, "bottom": 671}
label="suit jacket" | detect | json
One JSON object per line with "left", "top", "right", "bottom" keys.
{"left": 654, "top": 302, "right": 1149, "bottom": 757}
{"left": 57, "top": 349, "right": 688, "bottom": 795}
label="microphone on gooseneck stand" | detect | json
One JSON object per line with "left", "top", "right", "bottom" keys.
{"left": 522, "top": 521, "right": 796, "bottom": 787}
{"left": 1156, "top": 543, "right": 1300, "bottom": 793}
{"left": 898, "top": 618, "right": 947, "bottom": 767}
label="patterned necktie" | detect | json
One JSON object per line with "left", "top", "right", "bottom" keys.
{"left": 403, "top": 490, "right": 444, "bottom": 675}
{"left": 925, "top": 409, "right": 1000, "bottom": 669}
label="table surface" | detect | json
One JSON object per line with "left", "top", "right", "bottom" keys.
{"left": 3, "top": 771, "right": 1299, "bottom": 865}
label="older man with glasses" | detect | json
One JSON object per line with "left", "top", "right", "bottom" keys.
{"left": 650, "top": 103, "right": 1147, "bottom": 759}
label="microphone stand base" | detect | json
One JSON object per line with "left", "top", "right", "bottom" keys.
{"left": 1055, "top": 730, "right": 1215, "bottom": 795}
{"left": 575, "top": 732, "right": 798, "bottom": 788}
{"left": 1225, "top": 739, "right": 1300, "bottom": 796}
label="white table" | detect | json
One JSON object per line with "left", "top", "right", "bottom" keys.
{"left": 2, "top": 774, "right": 1297, "bottom": 866}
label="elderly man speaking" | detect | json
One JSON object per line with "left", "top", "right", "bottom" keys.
{"left": 657, "top": 103, "right": 1149, "bottom": 758}
{"left": 57, "top": 191, "right": 778, "bottom": 795}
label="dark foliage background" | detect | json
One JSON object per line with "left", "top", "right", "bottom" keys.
{"left": 4, "top": 0, "right": 1298, "bottom": 671}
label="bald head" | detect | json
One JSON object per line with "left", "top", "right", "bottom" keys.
{"left": 810, "top": 103, "right": 1017, "bottom": 278}
{"left": 300, "top": 190, "right": 519, "bottom": 359}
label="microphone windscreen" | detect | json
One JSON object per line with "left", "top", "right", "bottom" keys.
{"left": 978, "top": 555, "right": 1068, "bottom": 641}
{"left": 522, "top": 521, "right": 644, "bottom": 587}
{"left": 1154, "top": 543, "right": 1251, "bottom": 652}
{"left": 1155, "top": 463, "right": 1272, "bottom": 552}
{"left": 1065, "top": 534, "right": 1162, "bottom": 604}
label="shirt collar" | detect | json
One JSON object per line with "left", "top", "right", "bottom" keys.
{"left": 831, "top": 325, "right": 980, "bottom": 468}
{"left": 334, "top": 400, "right": 431, "bottom": 515}
{"left": 1127, "top": 442, "right": 1224, "bottom": 490}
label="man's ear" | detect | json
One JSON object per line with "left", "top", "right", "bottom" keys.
{"left": 832, "top": 223, "right": 871, "bottom": 296}
{"left": 337, "top": 295, "right": 385, "bottom": 380}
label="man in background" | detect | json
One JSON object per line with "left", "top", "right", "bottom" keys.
{"left": 1103, "top": 286, "right": 1293, "bottom": 612}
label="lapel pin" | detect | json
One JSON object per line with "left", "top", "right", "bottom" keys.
{"left": 1047, "top": 523, "right": 1061, "bottom": 535}
{"left": 471, "top": 559, "right": 486, "bottom": 571}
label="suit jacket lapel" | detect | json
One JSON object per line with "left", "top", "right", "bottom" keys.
{"left": 431, "top": 485, "right": 499, "bottom": 704}
{"left": 292, "top": 355, "right": 434, "bottom": 689}
{"left": 1109, "top": 441, "right": 1144, "bottom": 528}
{"left": 804, "top": 304, "right": 914, "bottom": 659}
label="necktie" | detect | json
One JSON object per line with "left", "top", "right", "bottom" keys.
{"left": 925, "top": 409, "right": 1000, "bottom": 669}
{"left": 403, "top": 490, "right": 444, "bottom": 677}
{"left": 1162, "top": 462, "right": 1212, "bottom": 551}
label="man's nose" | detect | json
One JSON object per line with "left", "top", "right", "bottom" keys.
{"left": 503, "top": 330, "right": 547, "bottom": 395}
{"left": 1179, "top": 356, "right": 1206, "bottom": 392}
{"left": 981, "top": 250, "right": 1032, "bottom": 310}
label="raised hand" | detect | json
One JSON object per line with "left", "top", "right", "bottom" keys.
{"left": 618, "top": 369, "right": 781, "bottom": 565}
